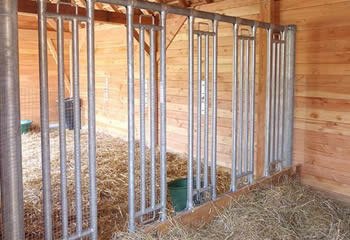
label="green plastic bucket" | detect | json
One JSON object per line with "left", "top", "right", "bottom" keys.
{"left": 21, "top": 120, "right": 32, "bottom": 134}
{"left": 168, "top": 178, "right": 203, "bottom": 212}
{"left": 168, "top": 178, "right": 188, "bottom": 212}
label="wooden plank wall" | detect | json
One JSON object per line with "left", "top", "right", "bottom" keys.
{"left": 18, "top": 15, "right": 71, "bottom": 126}
{"left": 165, "top": 0, "right": 261, "bottom": 168}
{"left": 279, "top": 0, "right": 350, "bottom": 200}
{"left": 79, "top": 24, "right": 150, "bottom": 139}
{"left": 77, "top": 0, "right": 350, "bottom": 200}
{"left": 79, "top": 0, "right": 261, "bottom": 169}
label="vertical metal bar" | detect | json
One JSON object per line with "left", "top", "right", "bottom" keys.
{"left": 187, "top": 15, "right": 194, "bottom": 209}
{"left": 126, "top": 5, "right": 136, "bottom": 232}
{"left": 243, "top": 39, "right": 250, "bottom": 175}
{"left": 238, "top": 38, "right": 244, "bottom": 176}
{"left": 274, "top": 40, "right": 281, "bottom": 165}
{"left": 159, "top": 10, "right": 167, "bottom": 221}
{"left": 0, "top": 0, "right": 24, "bottom": 238}
{"left": 248, "top": 26, "right": 257, "bottom": 184}
{"left": 231, "top": 23, "right": 238, "bottom": 192}
{"left": 150, "top": 27, "right": 156, "bottom": 211}
{"left": 204, "top": 34, "right": 209, "bottom": 189}
{"left": 211, "top": 19, "right": 218, "bottom": 200}
{"left": 72, "top": 18, "right": 83, "bottom": 235}
{"left": 86, "top": 0, "right": 98, "bottom": 238}
{"left": 196, "top": 33, "right": 202, "bottom": 194}
{"left": 284, "top": 25, "right": 296, "bottom": 167}
{"left": 269, "top": 41, "right": 276, "bottom": 169}
{"left": 57, "top": 16, "right": 69, "bottom": 238}
{"left": 264, "top": 28, "right": 272, "bottom": 177}
{"left": 278, "top": 32, "right": 286, "bottom": 164}
{"left": 139, "top": 26, "right": 146, "bottom": 216}
{"left": 38, "top": 1, "right": 53, "bottom": 238}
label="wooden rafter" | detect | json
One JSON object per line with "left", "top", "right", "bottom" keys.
{"left": 18, "top": 0, "right": 153, "bottom": 25}
{"left": 47, "top": 38, "right": 72, "bottom": 95}
{"left": 47, "top": 19, "right": 57, "bottom": 31}
{"left": 110, "top": 4, "right": 151, "bottom": 55}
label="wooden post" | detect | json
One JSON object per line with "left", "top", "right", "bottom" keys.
{"left": 256, "top": 0, "right": 277, "bottom": 178}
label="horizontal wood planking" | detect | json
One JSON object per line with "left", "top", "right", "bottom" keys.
{"left": 279, "top": 0, "right": 350, "bottom": 199}
{"left": 18, "top": 26, "right": 72, "bottom": 125}
{"left": 76, "top": 0, "right": 262, "bottom": 169}
{"left": 280, "top": 1, "right": 350, "bottom": 30}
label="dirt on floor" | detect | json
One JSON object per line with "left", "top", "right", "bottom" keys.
{"left": 18, "top": 129, "right": 231, "bottom": 239}
{"left": 114, "top": 179, "right": 350, "bottom": 240}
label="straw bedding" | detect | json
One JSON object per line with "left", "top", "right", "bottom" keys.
{"left": 116, "top": 179, "right": 350, "bottom": 240}
{"left": 6, "top": 129, "right": 350, "bottom": 239}
{"left": 18, "top": 129, "right": 231, "bottom": 239}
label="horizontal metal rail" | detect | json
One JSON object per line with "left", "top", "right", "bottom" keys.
{"left": 135, "top": 204, "right": 163, "bottom": 217}
{"left": 133, "top": 23, "right": 162, "bottom": 31}
{"left": 68, "top": 228, "right": 94, "bottom": 240}
{"left": 97, "top": 0, "right": 286, "bottom": 30}
{"left": 193, "top": 30, "right": 216, "bottom": 36}
{"left": 236, "top": 171, "right": 254, "bottom": 179}
{"left": 238, "top": 35, "right": 255, "bottom": 41}
{"left": 46, "top": 12, "right": 89, "bottom": 22}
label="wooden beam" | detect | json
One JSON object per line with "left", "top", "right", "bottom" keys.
{"left": 47, "top": 19, "right": 57, "bottom": 31}
{"left": 110, "top": 5, "right": 151, "bottom": 55}
{"left": 47, "top": 38, "right": 71, "bottom": 95}
{"left": 18, "top": 0, "right": 153, "bottom": 25}
{"left": 256, "top": 0, "right": 277, "bottom": 178}
{"left": 146, "top": 165, "right": 300, "bottom": 234}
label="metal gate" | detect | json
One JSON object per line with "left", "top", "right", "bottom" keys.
{"left": 230, "top": 24, "right": 257, "bottom": 192}
{"left": 0, "top": 0, "right": 296, "bottom": 238}
{"left": 124, "top": 6, "right": 168, "bottom": 232}
{"left": 37, "top": 0, "right": 97, "bottom": 239}
{"left": 264, "top": 26, "right": 296, "bottom": 176}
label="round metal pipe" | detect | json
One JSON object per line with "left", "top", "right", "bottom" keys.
{"left": 0, "top": 0, "right": 24, "bottom": 239}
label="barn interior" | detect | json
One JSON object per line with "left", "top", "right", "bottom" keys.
{"left": 1, "top": 0, "right": 350, "bottom": 239}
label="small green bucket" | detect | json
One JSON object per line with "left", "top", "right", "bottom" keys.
{"left": 21, "top": 120, "right": 32, "bottom": 134}
{"left": 168, "top": 178, "right": 203, "bottom": 212}
{"left": 168, "top": 178, "right": 188, "bottom": 212}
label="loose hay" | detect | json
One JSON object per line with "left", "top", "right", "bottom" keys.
{"left": 115, "top": 179, "right": 350, "bottom": 240}
{"left": 16, "top": 129, "right": 231, "bottom": 239}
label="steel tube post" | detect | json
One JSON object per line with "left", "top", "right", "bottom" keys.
{"left": 238, "top": 39, "right": 244, "bottom": 176}
{"left": 0, "top": 0, "right": 24, "bottom": 238}
{"left": 243, "top": 39, "right": 250, "bottom": 174}
{"left": 86, "top": 0, "right": 98, "bottom": 238}
{"left": 37, "top": 0, "right": 53, "bottom": 238}
{"left": 150, "top": 26, "right": 156, "bottom": 211}
{"left": 204, "top": 34, "right": 209, "bottom": 189}
{"left": 139, "top": 25, "right": 146, "bottom": 217}
{"left": 211, "top": 19, "right": 218, "bottom": 200}
{"left": 57, "top": 16, "right": 69, "bottom": 238}
{"left": 231, "top": 23, "right": 238, "bottom": 192}
{"left": 126, "top": 5, "right": 136, "bottom": 232}
{"left": 274, "top": 41, "right": 281, "bottom": 164}
{"left": 284, "top": 25, "right": 296, "bottom": 167}
{"left": 187, "top": 15, "right": 194, "bottom": 209}
{"left": 264, "top": 28, "right": 272, "bottom": 176}
{"left": 72, "top": 18, "right": 83, "bottom": 234}
{"left": 278, "top": 32, "right": 286, "bottom": 163}
{"left": 159, "top": 10, "right": 167, "bottom": 221}
{"left": 196, "top": 33, "right": 202, "bottom": 195}
{"left": 269, "top": 41, "right": 276, "bottom": 169}
{"left": 248, "top": 26, "right": 257, "bottom": 184}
